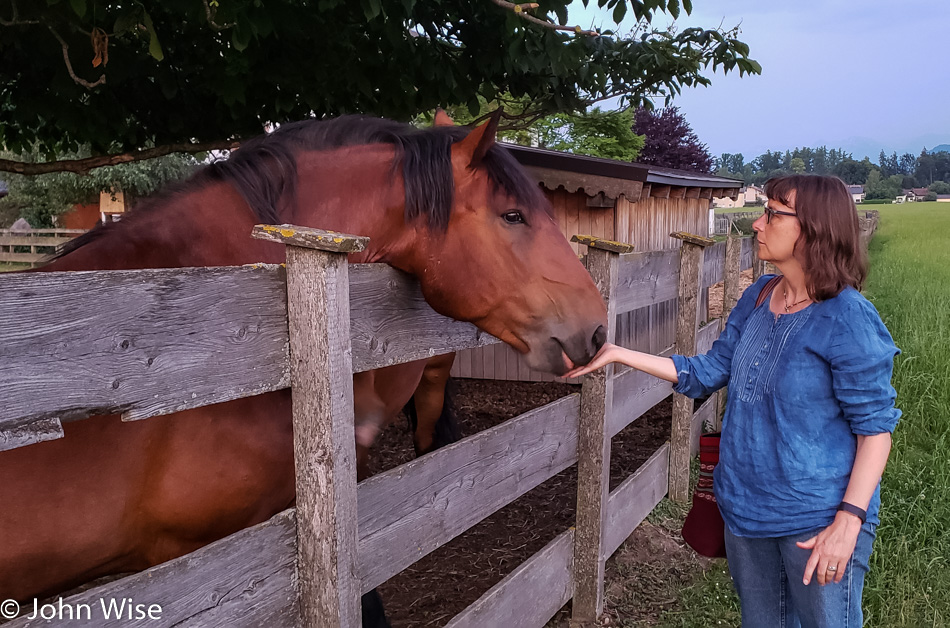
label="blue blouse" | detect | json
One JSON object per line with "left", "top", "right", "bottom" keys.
{"left": 672, "top": 275, "right": 901, "bottom": 537}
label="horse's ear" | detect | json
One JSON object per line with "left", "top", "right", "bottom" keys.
{"left": 433, "top": 109, "right": 455, "bottom": 127}
{"left": 455, "top": 109, "right": 500, "bottom": 169}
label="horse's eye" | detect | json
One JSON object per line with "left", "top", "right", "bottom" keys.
{"left": 502, "top": 211, "right": 525, "bottom": 224}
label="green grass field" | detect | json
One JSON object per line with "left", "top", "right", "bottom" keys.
{"left": 656, "top": 202, "right": 950, "bottom": 627}
{"left": 862, "top": 202, "right": 950, "bottom": 626}
{"left": 0, "top": 262, "right": 30, "bottom": 272}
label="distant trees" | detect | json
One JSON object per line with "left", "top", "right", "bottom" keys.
{"left": 914, "top": 150, "right": 950, "bottom": 186}
{"left": 713, "top": 142, "right": 950, "bottom": 200}
{"left": 633, "top": 107, "right": 714, "bottom": 173}
{"left": 833, "top": 158, "right": 875, "bottom": 185}
{"left": 864, "top": 170, "right": 903, "bottom": 200}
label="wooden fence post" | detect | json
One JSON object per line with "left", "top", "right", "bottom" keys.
{"left": 716, "top": 232, "right": 743, "bottom": 429}
{"left": 669, "top": 232, "right": 715, "bottom": 503}
{"left": 569, "top": 236, "right": 632, "bottom": 628}
{"left": 252, "top": 224, "right": 369, "bottom": 628}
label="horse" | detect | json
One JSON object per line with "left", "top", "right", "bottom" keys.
{"left": 0, "top": 113, "right": 608, "bottom": 626}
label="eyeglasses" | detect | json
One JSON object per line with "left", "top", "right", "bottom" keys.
{"left": 763, "top": 204, "right": 798, "bottom": 224}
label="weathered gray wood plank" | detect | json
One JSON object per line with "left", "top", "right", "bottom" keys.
{"left": 701, "top": 241, "right": 726, "bottom": 288}
{"left": 446, "top": 444, "right": 671, "bottom": 628}
{"left": 0, "top": 417, "right": 63, "bottom": 451}
{"left": 691, "top": 396, "right": 719, "bottom": 456}
{"left": 607, "top": 345, "right": 674, "bottom": 438}
{"left": 0, "top": 266, "right": 292, "bottom": 439}
{"left": 0, "top": 235, "right": 74, "bottom": 247}
{"left": 572, "top": 248, "right": 616, "bottom": 626}
{"left": 671, "top": 242, "right": 703, "bottom": 503}
{"left": 357, "top": 394, "right": 581, "bottom": 591}
{"left": 443, "top": 529, "right": 575, "bottom": 628}
{"left": 284, "top": 245, "right": 361, "bottom": 627}
{"left": 697, "top": 319, "right": 721, "bottom": 356}
{"left": 0, "top": 265, "right": 499, "bottom": 443}
{"left": 740, "top": 236, "right": 755, "bottom": 272}
{"left": 5, "top": 510, "right": 298, "bottom": 628}
{"left": 347, "top": 264, "right": 499, "bottom": 372}
{"left": 613, "top": 249, "right": 679, "bottom": 315}
{"left": 603, "top": 444, "right": 671, "bottom": 557}
{"left": 252, "top": 224, "right": 368, "bottom": 253}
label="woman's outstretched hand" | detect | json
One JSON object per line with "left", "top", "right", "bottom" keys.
{"left": 565, "top": 343, "right": 624, "bottom": 378}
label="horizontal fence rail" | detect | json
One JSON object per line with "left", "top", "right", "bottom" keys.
{"left": 0, "top": 239, "right": 755, "bottom": 452}
{"left": 0, "top": 229, "right": 86, "bottom": 266}
{"left": 0, "top": 264, "right": 500, "bottom": 450}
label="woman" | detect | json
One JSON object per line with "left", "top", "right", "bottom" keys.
{"left": 567, "top": 175, "right": 899, "bottom": 627}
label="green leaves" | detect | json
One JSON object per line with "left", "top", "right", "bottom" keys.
{"left": 139, "top": 6, "right": 164, "bottom": 61}
{"left": 0, "top": 0, "right": 759, "bottom": 168}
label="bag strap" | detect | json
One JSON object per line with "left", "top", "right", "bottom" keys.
{"left": 756, "top": 275, "right": 783, "bottom": 308}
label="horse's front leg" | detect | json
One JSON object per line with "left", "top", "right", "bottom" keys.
{"left": 352, "top": 371, "right": 390, "bottom": 480}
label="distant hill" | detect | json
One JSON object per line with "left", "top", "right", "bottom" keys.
{"left": 930, "top": 144, "right": 950, "bottom": 154}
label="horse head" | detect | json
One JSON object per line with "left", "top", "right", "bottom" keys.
{"left": 406, "top": 114, "right": 608, "bottom": 374}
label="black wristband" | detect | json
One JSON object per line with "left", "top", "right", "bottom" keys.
{"left": 837, "top": 501, "right": 867, "bottom": 523}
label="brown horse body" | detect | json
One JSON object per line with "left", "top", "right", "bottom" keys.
{"left": 0, "top": 116, "right": 607, "bottom": 605}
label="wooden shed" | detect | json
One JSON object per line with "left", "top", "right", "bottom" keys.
{"left": 451, "top": 146, "right": 743, "bottom": 382}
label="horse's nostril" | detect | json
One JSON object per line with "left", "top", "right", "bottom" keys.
{"left": 591, "top": 325, "right": 607, "bottom": 351}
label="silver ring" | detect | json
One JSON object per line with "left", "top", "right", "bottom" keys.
{"left": 826, "top": 565, "right": 837, "bottom": 572}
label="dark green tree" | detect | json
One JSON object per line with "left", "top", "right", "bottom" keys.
{"left": 879, "top": 150, "right": 900, "bottom": 178}
{"left": 0, "top": 0, "right": 759, "bottom": 174}
{"left": 898, "top": 153, "right": 917, "bottom": 176}
{"left": 833, "top": 157, "right": 873, "bottom": 185}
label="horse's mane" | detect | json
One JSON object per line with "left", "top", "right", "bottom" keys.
{"left": 56, "top": 116, "right": 546, "bottom": 259}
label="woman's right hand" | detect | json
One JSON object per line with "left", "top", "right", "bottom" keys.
{"left": 564, "top": 343, "right": 624, "bottom": 378}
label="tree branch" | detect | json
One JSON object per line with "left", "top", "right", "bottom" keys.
{"left": 48, "top": 26, "right": 106, "bottom": 89}
{"left": 0, "top": 140, "right": 242, "bottom": 176}
{"left": 203, "top": 0, "right": 236, "bottom": 31}
{"left": 0, "top": 1, "right": 38, "bottom": 26}
{"left": 488, "top": 0, "right": 598, "bottom": 36}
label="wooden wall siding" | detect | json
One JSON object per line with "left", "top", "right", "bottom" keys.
{"left": 611, "top": 196, "right": 711, "bottom": 365}
{"left": 452, "top": 187, "right": 614, "bottom": 383}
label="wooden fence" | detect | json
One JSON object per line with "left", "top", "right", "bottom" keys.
{"left": 0, "top": 229, "right": 86, "bottom": 267}
{"left": 0, "top": 225, "right": 756, "bottom": 627}
{"left": 712, "top": 210, "right": 761, "bottom": 235}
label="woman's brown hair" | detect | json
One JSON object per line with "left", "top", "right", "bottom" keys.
{"left": 765, "top": 175, "right": 867, "bottom": 300}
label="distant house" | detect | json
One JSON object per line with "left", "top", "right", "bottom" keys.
{"left": 848, "top": 185, "right": 865, "bottom": 204}
{"left": 937, "top": 194, "right": 950, "bottom": 203}
{"left": 896, "top": 188, "right": 931, "bottom": 203}
{"left": 743, "top": 185, "right": 767, "bottom": 206}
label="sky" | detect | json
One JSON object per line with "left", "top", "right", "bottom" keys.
{"left": 569, "top": 0, "right": 950, "bottom": 161}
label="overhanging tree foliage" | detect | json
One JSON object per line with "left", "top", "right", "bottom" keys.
{"left": 0, "top": 0, "right": 759, "bottom": 174}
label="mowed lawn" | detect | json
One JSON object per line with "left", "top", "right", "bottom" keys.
{"left": 658, "top": 202, "right": 950, "bottom": 627}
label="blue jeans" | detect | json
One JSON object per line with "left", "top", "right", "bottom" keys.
{"left": 724, "top": 522, "right": 877, "bottom": 628}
